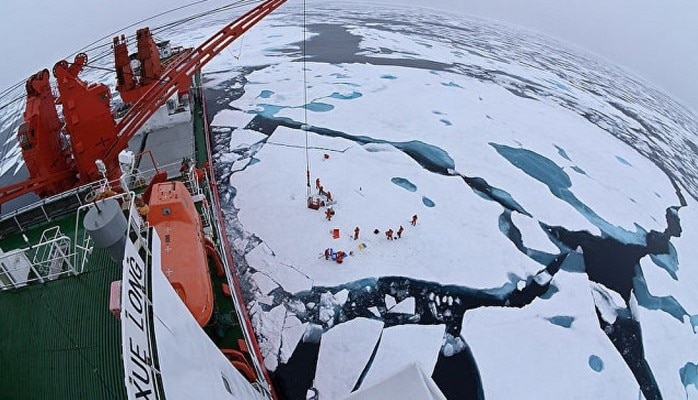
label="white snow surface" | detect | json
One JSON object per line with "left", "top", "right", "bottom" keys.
{"left": 313, "top": 318, "right": 384, "bottom": 400}
{"left": 280, "top": 316, "right": 307, "bottom": 365}
{"left": 342, "top": 362, "right": 446, "bottom": 400}
{"left": 635, "top": 305, "right": 698, "bottom": 400}
{"left": 384, "top": 295, "right": 396, "bottom": 310}
{"left": 633, "top": 195, "right": 698, "bottom": 399}
{"left": 252, "top": 303, "right": 286, "bottom": 371}
{"left": 659, "top": 196, "right": 698, "bottom": 311}
{"left": 590, "top": 282, "right": 626, "bottom": 325}
{"left": 388, "top": 297, "right": 415, "bottom": 314}
{"left": 233, "top": 126, "right": 537, "bottom": 290}
{"left": 251, "top": 271, "right": 279, "bottom": 296}
{"left": 462, "top": 271, "right": 640, "bottom": 399}
{"left": 208, "top": 14, "right": 698, "bottom": 399}
{"left": 360, "top": 324, "right": 445, "bottom": 389}
{"left": 244, "top": 242, "right": 312, "bottom": 294}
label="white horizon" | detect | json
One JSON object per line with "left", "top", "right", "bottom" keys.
{"left": 0, "top": 0, "right": 696, "bottom": 114}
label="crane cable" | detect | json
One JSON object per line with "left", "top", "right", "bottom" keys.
{"left": 0, "top": 0, "right": 263, "bottom": 172}
{"left": 0, "top": 0, "right": 261, "bottom": 106}
{"left": 303, "top": 0, "right": 311, "bottom": 199}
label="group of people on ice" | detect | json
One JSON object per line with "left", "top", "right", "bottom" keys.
{"left": 324, "top": 248, "right": 348, "bottom": 264}
{"left": 385, "top": 214, "right": 417, "bottom": 240}
{"left": 313, "top": 178, "right": 337, "bottom": 221}
{"left": 314, "top": 174, "right": 420, "bottom": 265}
{"left": 349, "top": 212, "right": 417, "bottom": 243}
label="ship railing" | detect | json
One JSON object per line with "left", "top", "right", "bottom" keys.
{"left": 32, "top": 226, "right": 77, "bottom": 278}
{"left": 120, "top": 159, "right": 187, "bottom": 193}
{"left": 0, "top": 226, "right": 79, "bottom": 290}
{"left": 0, "top": 179, "right": 134, "bottom": 290}
{"left": 183, "top": 164, "right": 214, "bottom": 236}
{"left": 0, "top": 181, "right": 100, "bottom": 238}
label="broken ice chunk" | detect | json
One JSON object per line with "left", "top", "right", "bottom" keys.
{"left": 388, "top": 297, "right": 416, "bottom": 314}
{"left": 385, "top": 294, "right": 397, "bottom": 310}
{"left": 313, "top": 318, "right": 384, "bottom": 399}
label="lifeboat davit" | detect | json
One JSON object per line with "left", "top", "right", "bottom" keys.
{"left": 148, "top": 181, "right": 213, "bottom": 326}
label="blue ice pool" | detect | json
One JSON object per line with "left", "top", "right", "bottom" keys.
{"left": 391, "top": 177, "right": 417, "bottom": 192}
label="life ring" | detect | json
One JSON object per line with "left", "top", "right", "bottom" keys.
{"left": 84, "top": 190, "right": 97, "bottom": 202}
{"left": 221, "top": 349, "right": 257, "bottom": 382}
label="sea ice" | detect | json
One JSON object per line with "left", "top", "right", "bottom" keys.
{"left": 589, "top": 282, "right": 626, "bottom": 325}
{"left": 388, "top": 297, "right": 415, "bottom": 314}
{"left": 360, "top": 324, "right": 445, "bottom": 389}
{"left": 313, "top": 318, "right": 384, "bottom": 400}
{"left": 462, "top": 271, "right": 640, "bottom": 399}
{"left": 280, "top": 316, "right": 307, "bottom": 364}
{"left": 253, "top": 304, "right": 286, "bottom": 371}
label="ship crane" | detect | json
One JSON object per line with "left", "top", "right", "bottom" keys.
{"left": 0, "top": 0, "right": 286, "bottom": 206}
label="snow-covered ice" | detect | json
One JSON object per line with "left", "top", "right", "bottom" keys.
{"left": 233, "top": 126, "right": 539, "bottom": 290}
{"left": 280, "top": 316, "right": 307, "bottom": 364}
{"left": 388, "top": 297, "right": 415, "bottom": 314}
{"left": 462, "top": 271, "right": 640, "bottom": 399}
{"left": 343, "top": 362, "right": 446, "bottom": 400}
{"left": 313, "top": 318, "right": 384, "bottom": 400}
{"left": 244, "top": 242, "right": 312, "bottom": 294}
{"left": 212, "top": 16, "right": 698, "bottom": 398}
{"left": 252, "top": 303, "right": 286, "bottom": 371}
{"left": 590, "top": 282, "right": 627, "bottom": 325}
{"left": 360, "top": 324, "right": 445, "bottom": 389}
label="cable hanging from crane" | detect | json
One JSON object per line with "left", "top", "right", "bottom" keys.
{"left": 83, "top": 0, "right": 262, "bottom": 67}
{"left": 302, "top": 0, "right": 311, "bottom": 200}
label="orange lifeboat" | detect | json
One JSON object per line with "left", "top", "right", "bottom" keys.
{"left": 148, "top": 181, "right": 213, "bottom": 326}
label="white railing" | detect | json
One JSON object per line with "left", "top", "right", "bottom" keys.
{"left": 0, "top": 226, "right": 79, "bottom": 290}
{"left": 0, "top": 181, "right": 95, "bottom": 230}
{"left": 0, "top": 154, "right": 192, "bottom": 293}
{"left": 182, "top": 164, "right": 214, "bottom": 236}
{"left": 0, "top": 189, "right": 139, "bottom": 291}
{"left": 32, "top": 226, "right": 75, "bottom": 279}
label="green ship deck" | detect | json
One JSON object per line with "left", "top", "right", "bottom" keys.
{"left": 0, "top": 245, "right": 125, "bottom": 398}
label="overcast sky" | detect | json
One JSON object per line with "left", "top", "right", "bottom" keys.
{"left": 1, "top": 0, "right": 697, "bottom": 114}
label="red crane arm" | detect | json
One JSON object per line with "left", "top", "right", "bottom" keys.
{"left": 106, "top": 0, "right": 286, "bottom": 164}
{"left": 0, "top": 0, "right": 286, "bottom": 206}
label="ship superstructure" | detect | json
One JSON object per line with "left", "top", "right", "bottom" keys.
{"left": 0, "top": 1, "right": 286, "bottom": 398}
